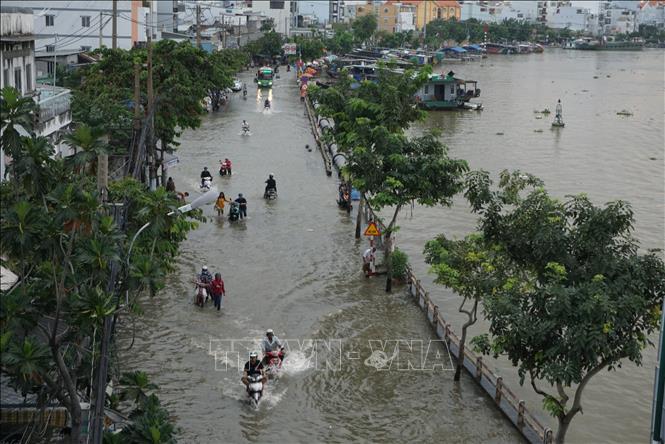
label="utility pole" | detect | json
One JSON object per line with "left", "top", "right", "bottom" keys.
{"left": 53, "top": 34, "right": 57, "bottom": 87}
{"left": 129, "top": 62, "right": 141, "bottom": 177}
{"left": 196, "top": 3, "right": 201, "bottom": 48}
{"left": 146, "top": 28, "right": 156, "bottom": 190}
{"left": 173, "top": 0, "right": 178, "bottom": 32}
{"left": 99, "top": 11, "right": 103, "bottom": 48}
{"left": 112, "top": 0, "right": 118, "bottom": 49}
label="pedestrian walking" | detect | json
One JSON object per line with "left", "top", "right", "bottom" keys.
{"left": 210, "top": 272, "right": 226, "bottom": 311}
{"left": 235, "top": 193, "right": 248, "bottom": 219}
{"left": 166, "top": 177, "right": 176, "bottom": 193}
{"left": 215, "top": 192, "right": 231, "bottom": 216}
{"left": 363, "top": 247, "right": 376, "bottom": 277}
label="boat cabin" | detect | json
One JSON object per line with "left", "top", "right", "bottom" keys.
{"left": 415, "top": 71, "right": 481, "bottom": 110}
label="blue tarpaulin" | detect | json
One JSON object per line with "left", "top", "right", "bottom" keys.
{"left": 465, "top": 44, "right": 483, "bottom": 51}
{"left": 443, "top": 46, "right": 467, "bottom": 53}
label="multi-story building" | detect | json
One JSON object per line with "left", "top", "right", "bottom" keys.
{"left": 637, "top": 0, "right": 665, "bottom": 28}
{"left": 250, "top": 0, "right": 291, "bottom": 35}
{"left": 598, "top": 0, "right": 639, "bottom": 34}
{"left": 356, "top": 1, "right": 417, "bottom": 33}
{"left": 329, "top": 0, "right": 346, "bottom": 24}
{"left": 399, "top": 0, "right": 461, "bottom": 30}
{"left": 460, "top": 1, "right": 538, "bottom": 23}
{"left": 546, "top": 3, "right": 595, "bottom": 32}
{"left": 1, "top": 6, "right": 72, "bottom": 180}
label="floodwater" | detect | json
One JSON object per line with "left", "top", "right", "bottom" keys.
{"left": 121, "top": 49, "right": 664, "bottom": 444}
{"left": 119, "top": 69, "right": 522, "bottom": 442}
{"left": 392, "top": 48, "right": 664, "bottom": 444}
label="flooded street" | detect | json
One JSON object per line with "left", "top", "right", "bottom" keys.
{"left": 121, "top": 49, "right": 664, "bottom": 444}
{"left": 120, "top": 69, "right": 521, "bottom": 442}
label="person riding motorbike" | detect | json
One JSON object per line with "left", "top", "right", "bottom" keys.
{"left": 219, "top": 158, "right": 232, "bottom": 176}
{"left": 200, "top": 167, "right": 213, "bottom": 187}
{"left": 261, "top": 329, "right": 285, "bottom": 366}
{"left": 242, "top": 351, "right": 267, "bottom": 389}
{"left": 264, "top": 99, "right": 271, "bottom": 109}
{"left": 242, "top": 84, "right": 247, "bottom": 97}
{"left": 242, "top": 120, "right": 250, "bottom": 134}
{"left": 195, "top": 265, "right": 213, "bottom": 305}
{"left": 264, "top": 174, "right": 277, "bottom": 198}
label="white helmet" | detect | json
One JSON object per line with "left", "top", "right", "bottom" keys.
{"left": 266, "top": 328, "right": 274, "bottom": 335}
{"left": 202, "top": 265, "right": 208, "bottom": 271}
{"left": 249, "top": 351, "right": 258, "bottom": 358}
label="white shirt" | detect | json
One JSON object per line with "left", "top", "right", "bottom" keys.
{"left": 363, "top": 248, "right": 375, "bottom": 264}
{"left": 261, "top": 336, "right": 283, "bottom": 353}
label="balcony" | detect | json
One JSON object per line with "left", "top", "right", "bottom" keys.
{"left": 34, "top": 84, "right": 72, "bottom": 138}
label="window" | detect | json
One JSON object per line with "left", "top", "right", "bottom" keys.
{"left": 449, "top": 7, "right": 455, "bottom": 16}
{"left": 80, "top": 45, "right": 91, "bottom": 51}
{"left": 424, "top": 85, "right": 429, "bottom": 94}
{"left": 81, "top": 16, "right": 91, "bottom": 27}
{"left": 47, "top": 61, "right": 55, "bottom": 75}
{"left": 384, "top": 8, "right": 389, "bottom": 13}
{"left": 437, "top": 8, "right": 442, "bottom": 19}
{"left": 25, "top": 64, "right": 32, "bottom": 91}
{"left": 3, "top": 69, "right": 10, "bottom": 87}
{"left": 45, "top": 15, "right": 54, "bottom": 26}
{"left": 269, "top": 0, "right": 284, "bottom": 9}
{"left": 46, "top": 45, "right": 55, "bottom": 52}
{"left": 14, "top": 68, "right": 22, "bottom": 93}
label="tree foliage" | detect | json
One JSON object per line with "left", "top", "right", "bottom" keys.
{"left": 0, "top": 87, "right": 197, "bottom": 442}
{"left": 312, "top": 65, "right": 468, "bottom": 291}
{"left": 352, "top": 14, "right": 378, "bottom": 46}
{"left": 464, "top": 169, "right": 665, "bottom": 443}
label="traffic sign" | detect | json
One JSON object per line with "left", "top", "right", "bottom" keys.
{"left": 363, "top": 221, "right": 381, "bottom": 237}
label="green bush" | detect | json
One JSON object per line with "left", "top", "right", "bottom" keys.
{"left": 391, "top": 248, "right": 409, "bottom": 281}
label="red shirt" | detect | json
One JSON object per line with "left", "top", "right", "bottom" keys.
{"left": 210, "top": 278, "right": 225, "bottom": 296}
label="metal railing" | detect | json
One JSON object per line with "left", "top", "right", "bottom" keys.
{"left": 304, "top": 91, "right": 553, "bottom": 443}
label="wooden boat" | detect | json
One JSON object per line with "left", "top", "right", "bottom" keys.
{"left": 415, "top": 71, "right": 482, "bottom": 111}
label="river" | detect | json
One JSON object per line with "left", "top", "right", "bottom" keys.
{"left": 121, "top": 49, "right": 664, "bottom": 444}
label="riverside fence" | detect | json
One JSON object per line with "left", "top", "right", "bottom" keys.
{"left": 303, "top": 94, "right": 554, "bottom": 444}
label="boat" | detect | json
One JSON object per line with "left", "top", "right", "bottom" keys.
{"left": 572, "top": 37, "right": 643, "bottom": 51}
{"left": 482, "top": 43, "right": 517, "bottom": 54}
{"left": 255, "top": 66, "right": 274, "bottom": 88}
{"left": 414, "top": 71, "right": 482, "bottom": 111}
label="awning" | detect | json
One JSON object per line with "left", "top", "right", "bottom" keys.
{"left": 444, "top": 47, "right": 467, "bottom": 53}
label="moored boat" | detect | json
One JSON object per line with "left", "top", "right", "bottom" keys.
{"left": 414, "top": 71, "right": 482, "bottom": 111}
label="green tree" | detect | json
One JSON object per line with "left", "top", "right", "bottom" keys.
{"left": 0, "top": 88, "right": 197, "bottom": 442}
{"left": 465, "top": 170, "right": 665, "bottom": 444}
{"left": 1, "top": 86, "right": 37, "bottom": 181}
{"left": 312, "top": 66, "right": 468, "bottom": 292}
{"left": 352, "top": 14, "right": 378, "bottom": 46}
{"left": 424, "top": 233, "right": 505, "bottom": 381}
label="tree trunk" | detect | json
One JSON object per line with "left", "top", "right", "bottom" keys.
{"left": 455, "top": 299, "right": 478, "bottom": 382}
{"left": 355, "top": 193, "right": 364, "bottom": 239}
{"left": 554, "top": 415, "right": 572, "bottom": 444}
{"left": 384, "top": 234, "right": 393, "bottom": 292}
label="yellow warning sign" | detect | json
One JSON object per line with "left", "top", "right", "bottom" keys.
{"left": 363, "top": 221, "right": 381, "bottom": 237}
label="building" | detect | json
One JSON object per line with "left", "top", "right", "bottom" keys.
{"left": 356, "top": 1, "right": 417, "bottom": 33}
{"left": 330, "top": 0, "right": 346, "bottom": 23}
{"left": 1, "top": 6, "right": 73, "bottom": 180}
{"left": 638, "top": 0, "right": 665, "bottom": 28}
{"left": 546, "top": 3, "right": 595, "bottom": 32}
{"left": 0, "top": 1, "right": 161, "bottom": 52}
{"left": 460, "top": 1, "right": 538, "bottom": 23}
{"left": 250, "top": 0, "right": 291, "bottom": 35}
{"left": 598, "top": 0, "right": 639, "bottom": 34}
{"left": 398, "top": 0, "right": 461, "bottom": 30}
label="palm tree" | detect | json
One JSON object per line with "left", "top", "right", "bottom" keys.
{"left": 1, "top": 86, "right": 38, "bottom": 181}
{"left": 119, "top": 371, "right": 158, "bottom": 406}
{"left": 64, "top": 125, "right": 108, "bottom": 175}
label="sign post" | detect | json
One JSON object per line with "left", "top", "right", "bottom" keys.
{"left": 364, "top": 221, "right": 381, "bottom": 248}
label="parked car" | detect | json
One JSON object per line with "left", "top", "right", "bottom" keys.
{"left": 231, "top": 79, "right": 243, "bottom": 92}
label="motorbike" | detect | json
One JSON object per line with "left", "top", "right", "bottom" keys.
{"left": 243, "top": 89, "right": 247, "bottom": 100}
{"left": 264, "top": 350, "right": 284, "bottom": 378}
{"left": 219, "top": 163, "right": 230, "bottom": 176}
{"left": 247, "top": 374, "right": 264, "bottom": 408}
{"left": 201, "top": 177, "right": 212, "bottom": 191}
{"left": 242, "top": 126, "right": 251, "bottom": 136}
{"left": 194, "top": 281, "right": 208, "bottom": 307}
{"left": 264, "top": 188, "right": 277, "bottom": 200}
{"left": 264, "top": 101, "right": 271, "bottom": 110}
{"left": 228, "top": 202, "right": 240, "bottom": 222}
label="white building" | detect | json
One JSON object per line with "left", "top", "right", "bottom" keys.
{"left": 1, "top": 6, "right": 72, "bottom": 180}
{"left": 396, "top": 9, "right": 417, "bottom": 32}
{"left": 638, "top": 0, "right": 665, "bottom": 28}
{"left": 461, "top": 1, "right": 539, "bottom": 24}
{"left": 0, "top": 1, "right": 159, "bottom": 52}
{"left": 598, "top": 0, "right": 639, "bottom": 34}
{"left": 547, "top": 4, "right": 595, "bottom": 32}
{"left": 250, "top": 0, "right": 291, "bottom": 35}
